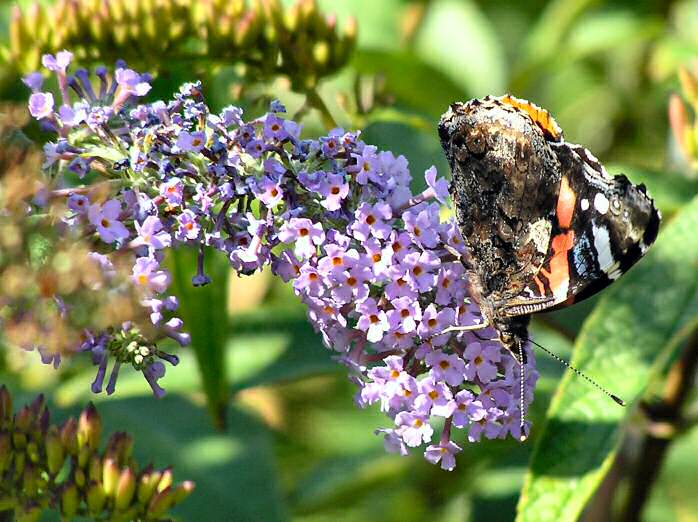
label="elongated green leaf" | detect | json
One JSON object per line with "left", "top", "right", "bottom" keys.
{"left": 414, "top": 0, "right": 507, "bottom": 97}
{"left": 168, "top": 247, "right": 230, "bottom": 428}
{"left": 518, "top": 195, "right": 698, "bottom": 521}
{"left": 352, "top": 49, "right": 468, "bottom": 118}
{"left": 229, "top": 307, "right": 338, "bottom": 391}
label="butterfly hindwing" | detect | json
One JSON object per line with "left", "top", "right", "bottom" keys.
{"left": 501, "top": 141, "right": 661, "bottom": 316}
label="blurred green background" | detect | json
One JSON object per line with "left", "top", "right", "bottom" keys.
{"left": 3, "top": 0, "right": 698, "bottom": 520}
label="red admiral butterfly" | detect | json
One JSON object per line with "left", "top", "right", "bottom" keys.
{"left": 438, "top": 95, "right": 661, "bottom": 437}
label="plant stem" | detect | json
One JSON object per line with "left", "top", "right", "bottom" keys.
{"left": 620, "top": 327, "right": 698, "bottom": 521}
{"left": 305, "top": 88, "right": 338, "bottom": 130}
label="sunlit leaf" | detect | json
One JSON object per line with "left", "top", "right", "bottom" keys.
{"left": 414, "top": 0, "right": 507, "bottom": 97}
{"left": 168, "top": 247, "right": 230, "bottom": 428}
{"left": 352, "top": 49, "right": 468, "bottom": 118}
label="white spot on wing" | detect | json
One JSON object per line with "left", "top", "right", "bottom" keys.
{"left": 526, "top": 218, "right": 552, "bottom": 253}
{"left": 592, "top": 223, "right": 621, "bottom": 279}
{"left": 580, "top": 199, "right": 589, "bottom": 211}
{"left": 594, "top": 193, "right": 609, "bottom": 215}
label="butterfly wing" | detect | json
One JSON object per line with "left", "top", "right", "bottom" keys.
{"left": 501, "top": 142, "right": 661, "bottom": 316}
{"left": 439, "top": 95, "right": 660, "bottom": 320}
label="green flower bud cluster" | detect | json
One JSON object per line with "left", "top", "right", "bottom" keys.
{"left": 669, "top": 62, "right": 698, "bottom": 175}
{"left": 2, "top": 0, "right": 356, "bottom": 91}
{"left": 0, "top": 386, "right": 194, "bottom": 520}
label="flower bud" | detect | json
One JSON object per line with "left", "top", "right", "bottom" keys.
{"left": 157, "top": 467, "right": 173, "bottom": 492}
{"left": 679, "top": 66, "right": 698, "bottom": 103}
{"left": 60, "top": 418, "right": 79, "bottom": 455}
{"left": 137, "top": 468, "right": 161, "bottom": 504}
{"left": 15, "top": 405, "right": 33, "bottom": 434}
{"left": 235, "top": 11, "right": 260, "bottom": 48}
{"left": 13, "top": 453, "right": 26, "bottom": 483}
{"left": 105, "top": 431, "right": 134, "bottom": 462}
{"left": 283, "top": 3, "right": 300, "bottom": 32}
{"left": 146, "top": 486, "right": 175, "bottom": 518}
{"left": 102, "top": 457, "right": 120, "bottom": 497}
{"left": 114, "top": 467, "right": 136, "bottom": 510}
{"left": 22, "top": 463, "right": 39, "bottom": 497}
{"left": 88, "top": 454, "right": 102, "bottom": 482}
{"left": 77, "top": 444, "right": 91, "bottom": 468}
{"left": 45, "top": 426, "right": 65, "bottom": 475}
{"left": 0, "top": 432, "right": 12, "bottom": 474}
{"left": 172, "top": 480, "right": 196, "bottom": 504}
{"left": 12, "top": 430, "right": 27, "bottom": 451}
{"left": 61, "top": 482, "right": 79, "bottom": 518}
{"left": 74, "top": 466, "right": 86, "bottom": 488}
{"left": 0, "top": 386, "right": 13, "bottom": 427}
{"left": 86, "top": 481, "right": 107, "bottom": 515}
{"left": 28, "top": 394, "right": 46, "bottom": 422}
{"left": 669, "top": 93, "right": 691, "bottom": 159}
{"left": 344, "top": 15, "right": 358, "bottom": 42}
{"left": 78, "top": 402, "right": 102, "bottom": 451}
{"left": 9, "top": 7, "right": 31, "bottom": 67}
{"left": 25, "top": 441, "right": 40, "bottom": 464}
{"left": 313, "top": 43, "right": 331, "bottom": 74}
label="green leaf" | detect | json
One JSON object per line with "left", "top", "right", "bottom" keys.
{"left": 81, "top": 145, "right": 128, "bottom": 163}
{"left": 518, "top": 195, "right": 698, "bottom": 521}
{"left": 352, "top": 49, "right": 468, "bottom": 118}
{"left": 643, "top": 424, "right": 698, "bottom": 521}
{"left": 522, "top": 0, "right": 598, "bottom": 66}
{"left": 229, "top": 307, "right": 339, "bottom": 392}
{"left": 413, "top": 0, "right": 507, "bottom": 97}
{"left": 168, "top": 247, "right": 231, "bottom": 429}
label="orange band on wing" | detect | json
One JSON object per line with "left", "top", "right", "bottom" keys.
{"left": 533, "top": 275, "right": 546, "bottom": 296}
{"left": 500, "top": 95, "right": 564, "bottom": 141}
{"left": 556, "top": 176, "right": 576, "bottom": 229}
{"left": 543, "top": 230, "right": 575, "bottom": 296}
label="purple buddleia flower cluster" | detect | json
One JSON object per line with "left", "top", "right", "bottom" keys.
{"left": 26, "top": 52, "right": 538, "bottom": 469}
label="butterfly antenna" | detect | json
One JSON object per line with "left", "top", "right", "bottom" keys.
{"left": 526, "top": 337, "right": 626, "bottom": 406}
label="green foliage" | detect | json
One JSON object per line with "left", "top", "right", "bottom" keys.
{"left": 168, "top": 248, "right": 232, "bottom": 429}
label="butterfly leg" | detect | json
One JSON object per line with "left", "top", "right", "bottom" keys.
{"left": 442, "top": 244, "right": 474, "bottom": 270}
{"left": 515, "top": 337, "right": 528, "bottom": 441}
